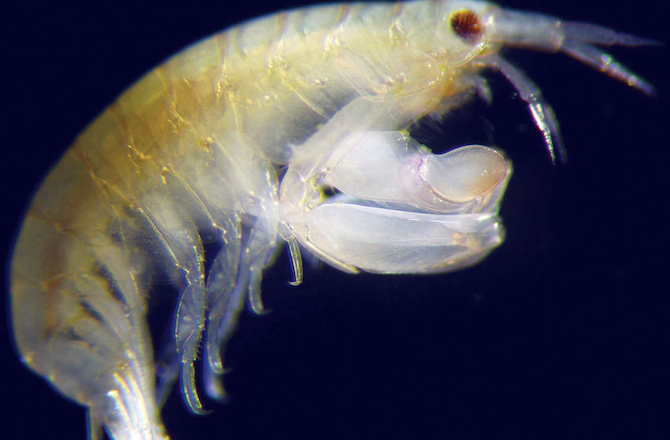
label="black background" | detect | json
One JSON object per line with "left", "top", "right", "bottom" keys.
{"left": 2, "top": 1, "right": 667, "bottom": 439}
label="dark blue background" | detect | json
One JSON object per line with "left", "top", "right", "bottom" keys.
{"left": 2, "top": 1, "right": 667, "bottom": 439}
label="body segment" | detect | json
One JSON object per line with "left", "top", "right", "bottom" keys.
{"left": 9, "top": 2, "right": 655, "bottom": 439}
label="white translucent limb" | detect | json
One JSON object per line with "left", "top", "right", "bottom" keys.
{"left": 154, "top": 346, "right": 180, "bottom": 411}
{"left": 146, "top": 210, "right": 207, "bottom": 415}
{"left": 201, "top": 214, "right": 278, "bottom": 403}
{"left": 203, "top": 279, "right": 246, "bottom": 402}
{"left": 487, "top": 8, "right": 658, "bottom": 162}
{"left": 482, "top": 54, "right": 565, "bottom": 164}
{"left": 283, "top": 232, "right": 304, "bottom": 286}
{"left": 561, "top": 22, "right": 659, "bottom": 96}
{"left": 493, "top": 9, "right": 658, "bottom": 95}
{"left": 87, "top": 410, "right": 104, "bottom": 440}
{"left": 282, "top": 126, "right": 511, "bottom": 274}
{"left": 87, "top": 363, "right": 169, "bottom": 440}
{"left": 301, "top": 204, "right": 504, "bottom": 274}
{"left": 56, "top": 343, "right": 162, "bottom": 440}
{"left": 203, "top": 217, "right": 241, "bottom": 376}
{"left": 560, "top": 37, "right": 656, "bottom": 96}
{"left": 322, "top": 131, "right": 509, "bottom": 213}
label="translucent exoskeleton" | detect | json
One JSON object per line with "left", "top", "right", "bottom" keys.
{"left": 8, "top": 1, "right": 656, "bottom": 439}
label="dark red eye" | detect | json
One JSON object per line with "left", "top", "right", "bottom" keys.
{"left": 450, "top": 10, "right": 483, "bottom": 43}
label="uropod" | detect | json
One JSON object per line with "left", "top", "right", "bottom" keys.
{"left": 8, "top": 1, "right": 657, "bottom": 439}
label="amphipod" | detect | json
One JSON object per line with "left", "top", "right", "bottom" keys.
{"left": 9, "top": 1, "right": 655, "bottom": 439}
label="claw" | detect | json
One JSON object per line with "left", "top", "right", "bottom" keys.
{"left": 182, "top": 362, "right": 211, "bottom": 415}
